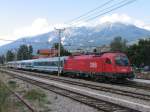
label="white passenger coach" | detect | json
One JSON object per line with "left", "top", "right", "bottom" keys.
{"left": 7, "top": 56, "right": 67, "bottom": 73}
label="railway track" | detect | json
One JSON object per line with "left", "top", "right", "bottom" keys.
{"left": 8, "top": 68, "right": 150, "bottom": 91}
{"left": 0, "top": 69, "right": 139, "bottom": 112}
{"left": 8, "top": 69, "right": 150, "bottom": 101}
{"left": 0, "top": 81, "right": 36, "bottom": 112}
{"left": 112, "top": 80, "right": 150, "bottom": 91}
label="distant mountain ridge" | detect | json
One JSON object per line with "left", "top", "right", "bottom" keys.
{"left": 0, "top": 22, "right": 150, "bottom": 55}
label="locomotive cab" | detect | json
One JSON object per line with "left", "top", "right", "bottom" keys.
{"left": 114, "top": 55, "right": 134, "bottom": 79}
{"left": 102, "top": 52, "right": 135, "bottom": 80}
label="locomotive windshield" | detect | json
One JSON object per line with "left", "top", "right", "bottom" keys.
{"left": 115, "top": 55, "right": 129, "bottom": 66}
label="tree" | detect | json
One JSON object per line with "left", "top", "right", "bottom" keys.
{"left": 110, "top": 36, "right": 127, "bottom": 52}
{"left": 17, "top": 45, "right": 33, "bottom": 60}
{"left": 126, "top": 38, "right": 150, "bottom": 67}
{"left": 6, "top": 50, "right": 15, "bottom": 62}
{"left": 52, "top": 43, "right": 71, "bottom": 56}
{"left": 28, "top": 45, "right": 33, "bottom": 59}
{"left": 0, "top": 55, "right": 5, "bottom": 64}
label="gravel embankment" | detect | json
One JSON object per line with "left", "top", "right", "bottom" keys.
{"left": 0, "top": 72, "right": 100, "bottom": 112}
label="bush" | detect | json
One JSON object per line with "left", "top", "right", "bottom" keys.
{"left": 0, "top": 82, "right": 10, "bottom": 112}
{"left": 24, "top": 89, "right": 47, "bottom": 102}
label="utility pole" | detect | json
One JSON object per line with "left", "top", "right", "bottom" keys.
{"left": 55, "top": 28, "right": 65, "bottom": 76}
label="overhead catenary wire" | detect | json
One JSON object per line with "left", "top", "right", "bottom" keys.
{"left": 86, "top": 0, "right": 137, "bottom": 22}
{"left": 61, "top": 0, "right": 138, "bottom": 50}
{"left": 68, "top": 0, "right": 137, "bottom": 26}
{"left": 0, "top": 0, "right": 137, "bottom": 42}
{"left": 58, "top": 0, "right": 137, "bottom": 52}
{"left": 65, "top": 0, "right": 115, "bottom": 24}
{"left": 0, "top": 0, "right": 138, "bottom": 49}
{"left": 67, "top": 0, "right": 122, "bottom": 25}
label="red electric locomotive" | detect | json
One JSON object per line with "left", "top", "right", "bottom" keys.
{"left": 63, "top": 52, "right": 134, "bottom": 81}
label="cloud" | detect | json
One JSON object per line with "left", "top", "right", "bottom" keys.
{"left": 0, "top": 14, "right": 150, "bottom": 46}
{"left": 69, "top": 21, "right": 88, "bottom": 27}
{"left": 0, "top": 18, "right": 53, "bottom": 46}
{"left": 14, "top": 18, "right": 52, "bottom": 37}
{"left": 0, "top": 34, "right": 13, "bottom": 46}
{"left": 68, "top": 14, "right": 150, "bottom": 30}
{"left": 99, "top": 13, "right": 131, "bottom": 24}
{"left": 98, "top": 13, "right": 150, "bottom": 30}
{"left": 143, "top": 24, "right": 150, "bottom": 30}
{"left": 0, "top": 18, "right": 67, "bottom": 46}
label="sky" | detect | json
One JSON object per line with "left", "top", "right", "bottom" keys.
{"left": 0, "top": 0, "right": 149, "bottom": 46}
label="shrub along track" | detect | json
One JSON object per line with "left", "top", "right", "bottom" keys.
{"left": 0, "top": 69, "right": 140, "bottom": 112}
{"left": 0, "top": 80, "right": 36, "bottom": 112}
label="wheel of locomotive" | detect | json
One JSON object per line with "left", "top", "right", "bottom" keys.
{"left": 94, "top": 75, "right": 106, "bottom": 82}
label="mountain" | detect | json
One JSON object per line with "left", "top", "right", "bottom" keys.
{"left": 0, "top": 22, "right": 150, "bottom": 55}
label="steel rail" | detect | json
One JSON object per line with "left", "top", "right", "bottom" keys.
{"left": 9, "top": 69, "right": 150, "bottom": 101}
{"left": 0, "top": 81, "right": 36, "bottom": 112}
{"left": 0, "top": 69, "right": 139, "bottom": 112}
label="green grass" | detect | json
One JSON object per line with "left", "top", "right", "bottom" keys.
{"left": 15, "top": 101, "right": 24, "bottom": 107}
{"left": 0, "top": 82, "right": 10, "bottom": 112}
{"left": 0, "top": 81, "right": 50, "bottom": 112}
{"left": 0, "top": 81, "right": 49, "bottom": 112}
{"left": 15, "top": 101, "right": 29, "bottom": 112}
{"left": 0, "top": 81, "right": 25, "bottom": 112}
{"left": 24, "top": 89, "right": 47, "bottom": 102}
{"left": 8, "top": 80, "right": 17, "bottom": 89}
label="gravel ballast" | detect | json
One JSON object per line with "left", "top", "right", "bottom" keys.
{"left": 0, "top": 72, "right": 100, "bottom": 112}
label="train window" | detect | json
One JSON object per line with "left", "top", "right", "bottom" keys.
{"left": 115, "top": 56, "right": 129, "bottom": 66}
{"left": 46, "top": 62, "right": 50, "bottom": 66}
{"left": 43, "top": 62, "right": 48, "bottom": 66}
{"left": 44, "top": 62, "right": 47, "bottom": 66}
{"left": 33, "top": 61, "right": 64, "bottom": 67}
{"left": 55, "top": 61, "right": 58, "bottom": 66}
{"left": 51, "top": 61, "right": 63, "bottom": 67}
{"left": 34, "top": 62, "right": 38, "bottom": 66}
{"left": 60, "top": 61, "right": 63, "bottom": 66}
{"left": 105, "top": 58, "right": 111, "bottom": 64}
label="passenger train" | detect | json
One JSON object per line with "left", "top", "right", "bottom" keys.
{"left": 7, "top": 52, "right": 135, "bottom": 81}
